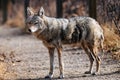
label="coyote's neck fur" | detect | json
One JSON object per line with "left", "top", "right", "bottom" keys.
{"left": 33, "top": 16, "right": 69, "bottom": 44}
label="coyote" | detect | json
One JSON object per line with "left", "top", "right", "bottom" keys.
{"left": 26, "top": 7, "right": 104, "bottom": 79}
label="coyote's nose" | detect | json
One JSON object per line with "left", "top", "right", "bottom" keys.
{"left": 28, "top": 29, "right": 31, "bottom": 32}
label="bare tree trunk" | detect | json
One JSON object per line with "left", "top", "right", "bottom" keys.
{"left": 89, "top": 0, "right": 97, "bottom": 20}
{"left": 0, "top": 0, "right": 2, "bottom": 9}
{"left": 56, "top": 0, "right": 63, "bottom": 18}
{"left": 2, "top": 0, "right": 8, "bottom": 24}
{"left": 24, "top": 0, "right": 30, "bottom": 19}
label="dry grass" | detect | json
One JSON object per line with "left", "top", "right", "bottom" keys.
{"left": 102, "top": 23, "right": 120, "bottom": 60}
{"left": 6, "top": 7, "right": 25, "bottom": 29}
{"left": 0, "top": 46, "right": 17, "bottom": 79}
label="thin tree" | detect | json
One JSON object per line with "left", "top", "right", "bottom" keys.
{"left": 89, "top": 0, "right": 97, "bottom": 20}
{"left": 56, "top": 0, "right": 63, "bottom": 18}
{"left": 0, "top": 0, "right": 1, "bottom": 9}
{"left": 2, "top": 0, "right": 8, "bottom": 24}
{"left": 24, "top": 0, "right": 30, "bottom": 19}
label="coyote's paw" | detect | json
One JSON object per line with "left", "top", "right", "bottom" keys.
{"left": 84, "top": 71, "right": 91, "bottom": 74}
{"left": 58, "top": 74, "right": 64, "bottom": 79}
{"left": 92, "top": 72, "right": 98, "bottom": 75}
{"left": 45, "top": 74, "right": 53, "bottom": 79}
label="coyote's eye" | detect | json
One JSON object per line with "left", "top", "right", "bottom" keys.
{"left": 34, "top": 22, "right": 38, "bottom": 25}
{"left": 34, "top": 21, "right": 38, "bottom": 25}
{"left": 28, "top": 22, "right": 32, "bottom": 25}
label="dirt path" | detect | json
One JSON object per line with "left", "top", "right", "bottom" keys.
{"left": 0, "top": 26, "right": 120, "bottom": 80}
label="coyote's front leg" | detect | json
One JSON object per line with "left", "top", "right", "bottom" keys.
{"left": 45, "top": 47, "right": 55, "bottom": 79}
{"left": 57, "top": 47, "right": 64, "bottom": 79}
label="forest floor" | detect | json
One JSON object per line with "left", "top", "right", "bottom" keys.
{"left": 0, "top": 26, "right": 120, "bottom": 80}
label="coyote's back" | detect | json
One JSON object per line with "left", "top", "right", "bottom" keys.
{"left": 61, "top": 17, "right": 104, "bottom": 47}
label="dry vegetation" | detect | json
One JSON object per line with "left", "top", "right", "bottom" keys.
{"left": 0, "top": 46, "right": 17, "bottom": 79}
{"left": 102, "top": 24, "right": 120, "bottom": 60}
{"left": 6, "top": 10, "right": 25, "bottom": 28}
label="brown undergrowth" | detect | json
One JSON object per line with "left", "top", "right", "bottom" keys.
{"left": 5, "top": 7, "right": 25, "bottom": 29}
{"left": 102, "top": 24, "right": 120, "bottom": 60}
{"left": 0, "top": 46, "right": 17, "bottom": 79}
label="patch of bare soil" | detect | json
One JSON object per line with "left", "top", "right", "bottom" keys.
{"left": 0, "top": 26, "right": 120, "bottom": 80}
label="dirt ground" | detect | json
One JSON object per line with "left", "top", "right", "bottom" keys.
{"left": 0, "top": 26, "right": 120, "bottom": 80}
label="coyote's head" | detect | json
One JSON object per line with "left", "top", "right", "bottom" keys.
{"left": 26, "top": 7, "right": 46, "bottom": 33}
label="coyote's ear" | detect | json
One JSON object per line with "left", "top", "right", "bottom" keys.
{"left": 27, "top": 7, "right": 34, "bottom": 16}
{"left": 38, "top": 7, "right": 45, "bottom": 17}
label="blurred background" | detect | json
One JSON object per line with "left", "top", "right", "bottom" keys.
{"left": 0, "top": 0, "right": 120, "bottom": 58}
{"left": 0, "top": 0, "right": 119, "bottom": 27}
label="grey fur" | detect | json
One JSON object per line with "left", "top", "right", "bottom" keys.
{"left": 26, "top": 7, "right": 104, "bottom": 79}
